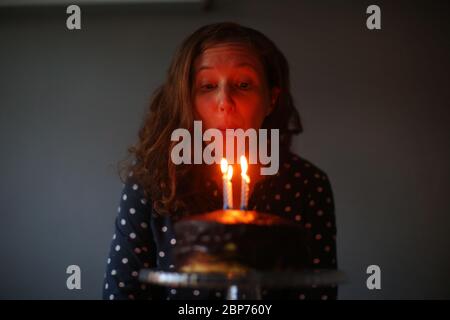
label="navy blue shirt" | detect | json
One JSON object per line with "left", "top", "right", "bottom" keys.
{"left": 103, "top": 151, "right": 338, "bottom": 300}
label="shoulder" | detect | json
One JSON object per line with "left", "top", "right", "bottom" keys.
{"left": 279, "top": 150, "right": 330, "bottom": 182}
{"left": 118, "top": 177, "right": 152, "bottom": 213}
{"left": 274, "top": 150, "right": 334, "bottom": 200}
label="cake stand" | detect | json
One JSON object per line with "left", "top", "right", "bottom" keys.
{"left": 139, "top": 269, "right": 346, "bottom": 300}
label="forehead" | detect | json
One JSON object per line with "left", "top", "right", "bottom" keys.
{"left": 194, "top": 43, "right": 263, "bottom": 74}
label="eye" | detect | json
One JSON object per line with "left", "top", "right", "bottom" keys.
{"left": 238, "top": 82, "right": 250, "bottom": 90}
{"left": 200, "top": 83, "right": 217, "bottom": 91}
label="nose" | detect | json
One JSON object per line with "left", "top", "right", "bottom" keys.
{"left": 217, "top": 85, "right": 235, "bottom": 114}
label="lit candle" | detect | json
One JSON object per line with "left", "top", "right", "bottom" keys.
{"left": 221, "top": 158, "right": 233, "bottom": 209}
{"left": 240, "top": 155, "right": 250, "bottom": 210}
{"left": 227, "top": 165, "right": 233, "bottom": 209}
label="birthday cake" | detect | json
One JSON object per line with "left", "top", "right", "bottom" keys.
{"left": 173, "top": 209, "right": 312, "bottom": 273}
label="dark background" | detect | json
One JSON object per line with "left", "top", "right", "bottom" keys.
{"left": 0, "top": 0, "right": 449, "bottom": 299}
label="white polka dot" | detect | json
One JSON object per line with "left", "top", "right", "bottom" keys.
{"left": 128, "top": 171, "right": 133, "bottom": 177}
{"left": 170, "top": 238, "right": 176, "bottom": 245}
{"left": 140, "top": 222, "right": 148, "bottom": 229}
{"left": 215, "top": 291, "right": 221, "bottom": 297}
{"left": 111, "top": 269, "right": 117, "bottom": 276}
{"left": 132, "top": 184, "right": 138, "bottom": 190}
{"left": 134, "top": 247, "right": 141, "bottom": 254}
{"left": 117, "top": 206, "right": 121, "bottom": 213}
{"left": 109, "top": 294, "right": 114, "bottom": 300}
{"left": 107, "top": 258, "right": 111, "bottom": 264}
{"left": 119, "top": 282, "right": 125, "bottom": 288}
{"left": 129, "top": 233, "right": 136, "bottom": 239}
{"left": 131, "top": 271, "right": 138, "bottom": 277}
{"left": 193, "top": 290, "right": 200, "bottom": 296}
{"left": 285, "top": 183, "right": 291, "bottom": 190}
{"left": 105, "top": 283, "right": 109, "bottom": 290}
{"left": 170, "top": 289, "right": 177, "bottom": 295}
{"left": 112, "top": 234, "right": 116, "bottom": 240}
{"left": 120, "top": 219, "right": 126, "bottom": 226}
{"left": 122, "top": 194, "right": 127, "bottom": 201}
{"left": 162, "top": 226, "right": 168, "bottom": 232}
{"left": 129, "top": 208, "right": 136, "bottom": 214}
{"left": 115, "top": 245, "right": 121, "bottom": 252}
{"left": 141, "top": 198, "right": 147, "bottom": 205}
{"left": 122, "top": 258, "right": 128, "bottom": 264}
{"left": 169, "top": 264, "right": 175, "bottom": 269}
{"left": 159, "top": 251, "right": 165, "bottom": 258}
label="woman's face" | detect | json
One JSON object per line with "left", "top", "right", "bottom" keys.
{"left": 193, "top": 43, "right": 279, "bottom": 134}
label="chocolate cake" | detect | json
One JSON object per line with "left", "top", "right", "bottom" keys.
{"left": 174, "top": 209, "right": 312, "bottom": 273}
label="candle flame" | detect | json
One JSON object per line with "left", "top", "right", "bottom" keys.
{"left": 220, "top": 158, "right": 228, "bottom": 174}
{"left": 227, "top": 165, "right": 233, "bottom": 180}
{"left": 240, "top": 155, "right": 249, "bottom": 181}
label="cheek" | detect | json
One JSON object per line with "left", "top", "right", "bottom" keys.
{"left": 239, "top": 95, "right": 270, "bottom": 128}
{"left": 194, "top": 96, "right": 211, "bottom": 118}
{"left": 242, "top": 109, "right": 265, "bottom": 129}
{"left": 194, "top": 96, "right": 216, "bottom": 128}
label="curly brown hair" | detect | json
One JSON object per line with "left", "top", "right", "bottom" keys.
{"left": 118, "top": 22, "right": 302, "bottom": 216}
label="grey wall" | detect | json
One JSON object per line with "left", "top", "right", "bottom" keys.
{"left": 1, "top": 0, "right": 449, "bottom": 299}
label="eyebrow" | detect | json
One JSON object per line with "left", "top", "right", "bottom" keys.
{"left": 195, "top": 62, "right": 259, "bottom": 74}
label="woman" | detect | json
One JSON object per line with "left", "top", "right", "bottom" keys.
{"left": 103, "top": 22, "right": 337, "bottom": 300}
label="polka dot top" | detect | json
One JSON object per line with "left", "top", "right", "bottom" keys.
{"left": 103, "top": 151, "right": 338, "bottom": 300}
